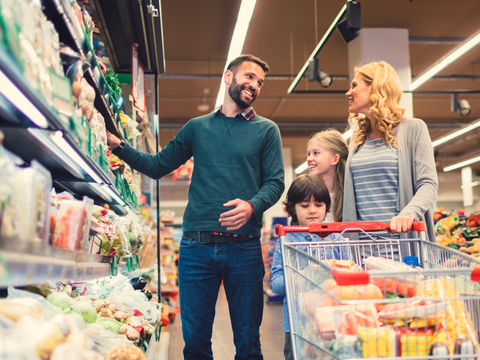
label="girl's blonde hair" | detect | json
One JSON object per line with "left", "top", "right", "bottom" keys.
{"left": 348, "top": 61, "right": 406, "bottom": 149}
{"left": 307, "top": 129, "right": 348, "bottom": 222}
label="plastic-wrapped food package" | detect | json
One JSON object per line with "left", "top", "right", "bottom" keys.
{"left": 6, "top": 160, "right": 52, "bottom": 243}
{"left": 119, "top": 113, "right": 141, "bottom": 141}
{"left": 52, "top": 197, "right": 93, "bottom": 251}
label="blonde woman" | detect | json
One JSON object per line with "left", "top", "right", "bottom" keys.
{"left": 343, "top": 61, "right": 438, "bottom": 244}
{"left": 307, "top": 129, "right": 348, "bottom": 222}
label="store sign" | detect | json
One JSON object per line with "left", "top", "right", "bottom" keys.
{"left": 131, "top": 43, "right": 146, "bottom": 112}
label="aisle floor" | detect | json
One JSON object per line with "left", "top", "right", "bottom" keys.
{"left": 168, "top": 285, "right": 285, "bottom": 359}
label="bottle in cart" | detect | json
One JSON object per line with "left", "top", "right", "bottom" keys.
{"left": 403, "top": 256, "right": 421, "bottom": 268}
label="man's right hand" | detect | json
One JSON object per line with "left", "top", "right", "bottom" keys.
{"left": 106, "top": 131, "right": 121, "bottom": 149}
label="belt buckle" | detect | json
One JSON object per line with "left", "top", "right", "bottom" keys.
{"left": 198, "top": 231, "right": 215, "bottom": 244}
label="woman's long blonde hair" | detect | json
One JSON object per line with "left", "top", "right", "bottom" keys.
{"left": 307, "top": 129, "right": 348, "bottom": 222}
{"left": 348, "top": 61, "right": 406, "bottom": 149}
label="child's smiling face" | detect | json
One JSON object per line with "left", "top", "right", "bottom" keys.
{"left": 294, "top": 196, "right": 326, "bottom": 226}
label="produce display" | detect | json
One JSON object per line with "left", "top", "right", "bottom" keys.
{"left": 0, "top": 0, "right": 167, "bottom": 357}
{"left": 433, "top": 208, "right": 480, "bottom": 250}
{"left": 0, "top": 274, "right": 161, "bottom": 359}
{"left": 291, "top": 256, "right": 480, "bottom": 360}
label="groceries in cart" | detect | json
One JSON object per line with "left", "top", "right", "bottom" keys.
{"left": 278, "top": 221, "right": 480, "bottom": 360}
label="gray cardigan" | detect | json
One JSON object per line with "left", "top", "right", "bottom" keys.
{"left": 343, "top": 118, "right": 438, "bottom": 243}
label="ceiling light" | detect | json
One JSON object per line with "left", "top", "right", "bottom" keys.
{"left": 432, "top": 118, "right": 480, "bottom": 148}
{"left": 451, "top": 93, "right": 471, "bottom": 117}
{"left": 288, "top": 4, "right": 347, "bottom": 94}
{"left": 198, "top": 87, "right": 210, "bottom": 112}
{"left": 215, "top": 0, "right": 257, "bottom": 108}
{"left": 458, "top": 100, "right": 471, "bottom": 117}
{"left": 0, "top": 70, "right": 48, "bottom": 128}
{"left": 307, "top": 59, "right": 332, "bottom": 88}
{"left": 410, "top": 30, "right": 480, "bottom": 91}
{"left": 294, "top": 129, "right": 352, "bottom": 174}
{"left": 443, "top": 155, "right": 480, "bottom": 172}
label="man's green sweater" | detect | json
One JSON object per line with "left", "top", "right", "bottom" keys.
{"left": 117, "top": 110, "right": 285, "bottom": 237}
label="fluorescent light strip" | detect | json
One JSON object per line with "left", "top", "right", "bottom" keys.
{"left": 410, "top": 31, "right": 480, "bottom": 91}
{"left": 102, "top": 185, "right": 125, "bottom": 205}
{"left": 294, "top": 129, "right": 352, "bottom": 174}
{"left": 0, "top": 70, "right": 48, "bottom": 128}
{"left": 432, "top": 119, "right": 480, "bottom": 148}
{"left": 90, "top": 183, "right": 125, "bottom": 205}
{"left": 467, "top": 180, "right": 480, "bottom": 188}
{"left": 215, "top": 0, "right": 257, "bottom": 108}
{"left": 50, "top": 131, "right": 103, "bottom": 183}
{"left": 443, "top": 155, "right": 480, "bottom": 172}
{"left": 28, "top": 128, "right": 84, "bottom": 179}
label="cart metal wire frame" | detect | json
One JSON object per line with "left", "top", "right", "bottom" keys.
{"left": 276, "top": 221, "right": 480, "bottom": 360}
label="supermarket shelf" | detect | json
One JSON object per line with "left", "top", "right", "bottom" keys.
{"left": 1, "top": 252, "right": 110, "bottom": 287}
{"left": 146, "top": 331, "right": 169, "bottom": 360}
{"left": 42, "top": 0, "right": 86, "bottom": 55}
{"left": 42, "top": 0, "right": 127, "bottom": 141}
{"left": 0, "top": 47, "right": 65, "bottom": 131}
{"left": 89, "top": 0, "right": 166, "bottom": 75}
{"left": 75, "top": 262, "right": 111, "bottom": 281}
{"left": 83, "top": 68, "right": 124, "bottom": 140}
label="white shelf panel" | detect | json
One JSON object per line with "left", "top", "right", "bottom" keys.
{"left": 1, "top": 252, "right": 111, "bottom": 287}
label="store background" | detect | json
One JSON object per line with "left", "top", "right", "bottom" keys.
{"left": 138, "top": 0, "right": 480, "bottom": 229}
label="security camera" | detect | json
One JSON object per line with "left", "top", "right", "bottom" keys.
{"left": 458, "top": 99, "right": 471, "bottom": 117}
{"left": 307, "top": 59, "right": 332, "bottom": 88}
{"left": 451, "top": 93, "right": 471, "bottom": 117}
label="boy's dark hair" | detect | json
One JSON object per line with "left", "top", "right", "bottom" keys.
{"left": 227, "top": 54, "right": 270, "bottom": 74}
{"left": 283, "top": 174, "right": 331, "bottom": 225}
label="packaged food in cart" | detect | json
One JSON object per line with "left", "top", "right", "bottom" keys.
{"left": 276, "top": 220, "right": 480, "bottom": 360}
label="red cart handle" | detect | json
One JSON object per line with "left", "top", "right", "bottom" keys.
{"left": 331, "top": 268, "right": 370, "bottom": 286}
{"left": 275, "top": 221, "right": 425, "bottom": 238}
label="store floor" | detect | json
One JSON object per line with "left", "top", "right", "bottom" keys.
{"left": 168, "top": 284, "right": 285, "bottom": 359}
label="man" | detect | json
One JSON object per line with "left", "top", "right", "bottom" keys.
{"left": 107, "top": 54, "right": 285, "bottom": 359}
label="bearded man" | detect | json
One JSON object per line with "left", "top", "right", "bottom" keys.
{"left": 107, "top": 54, "right": 285, "bottom": 360}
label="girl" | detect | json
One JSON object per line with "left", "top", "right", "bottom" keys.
{"left": 343, "top": 61, "right": 438, "bottom": 243}
{"left": 307, "top": 129, "right": 348, "bottom": 222}
{"left": 271, "top": 174, "right": 349, "bottom": 360}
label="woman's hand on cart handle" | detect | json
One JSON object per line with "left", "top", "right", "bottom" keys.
{"left": 388, "top": 215, "right": 415, "bottom": 235}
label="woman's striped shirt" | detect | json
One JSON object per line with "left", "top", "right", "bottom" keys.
{"left": 351, "top": 137, "right": 399, "bottom": 223}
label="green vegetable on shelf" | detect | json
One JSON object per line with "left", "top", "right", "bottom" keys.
{"left": 96, "top": 317, "right": 122, "bottom": 333}
{"left": 106, "top": 71, "right": 122, "bottom": 98}
{"left": 46, "top": 292, "right": 71, "bottom": 310}
{"left": 72, "top": 301, "right": 97, "bottom": 323}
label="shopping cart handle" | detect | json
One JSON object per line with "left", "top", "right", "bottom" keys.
{"left": 331, "top": 268, "right": 370, "bottom": 286}
{"left": 275, "top": 221, "right": 425, "bottom": 237}
{"left": 472, "top": 267, "right": 480, "bottom": 282}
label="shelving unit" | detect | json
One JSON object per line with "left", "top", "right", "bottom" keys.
{"left": 0, "top": 0, "right": 167, "bottom": 356}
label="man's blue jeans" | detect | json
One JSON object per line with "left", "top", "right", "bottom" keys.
{"left": 178, "top": 235, "right": 265, "bottom": 360}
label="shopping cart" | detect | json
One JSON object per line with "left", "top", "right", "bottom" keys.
{"left": 276, "top": 221, "right": 480, "bottom": 360}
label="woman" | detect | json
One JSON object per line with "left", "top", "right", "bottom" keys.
{"left": 343, "top": 61, "right": 438, "bottom": 243}
{"left": 307, "top": 129, "right": 348, "bottom": 222}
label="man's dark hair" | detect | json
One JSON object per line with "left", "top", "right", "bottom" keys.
{"left": 227, "top": 54, "right": 270, "bottom": 74}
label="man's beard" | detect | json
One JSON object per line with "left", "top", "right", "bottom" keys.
{"left": 228, "top": 75, "right": 256, "bottom": 109}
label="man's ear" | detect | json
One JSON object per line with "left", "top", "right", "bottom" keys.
{"left": 224, "top": 69, "right": 233, "bottom": 86}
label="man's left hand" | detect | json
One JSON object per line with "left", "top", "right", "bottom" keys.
{"left": 219, "top": 199, "right": 253, "bottom": 231}
{"left": 388, "top": 214, "right": 414, "bottom": 236}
